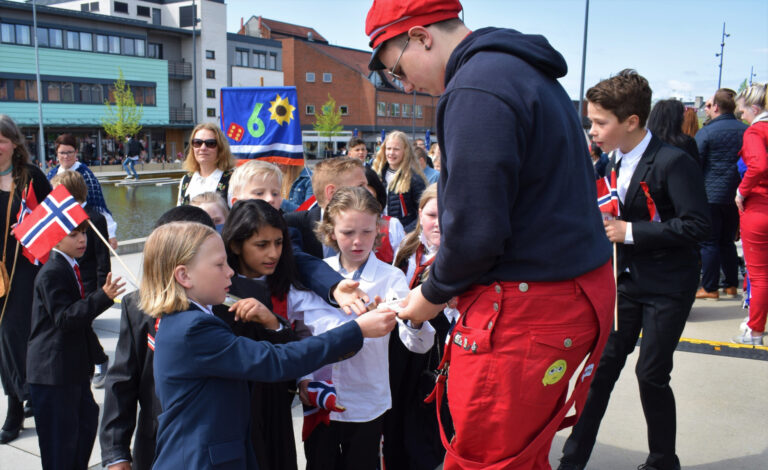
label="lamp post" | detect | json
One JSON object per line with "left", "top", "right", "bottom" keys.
{"left": 749, "top": 66, "right": 757, "bottom": 86}
{"left": 577, "top": 0, "right": 590, "bottom": 125}
{"left": 32, "top": 0, "right": 45, "bottom": 167}
{"left": 715, "top": 22, "right": 729, "bottom": 89}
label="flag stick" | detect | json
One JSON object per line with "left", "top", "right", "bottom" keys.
{"left": 87, "top": 219, "right": 139, "bottom": 287}
{"left": 613, "top": 242, "right": 618, "bottom": 331}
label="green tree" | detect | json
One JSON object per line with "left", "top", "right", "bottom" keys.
{"left": 313, "top": 94, "right": 343, "bottom": 157}
{"left": 737, "top": 78, "right": 748, "bottom": 93}
{"left": 101, "top": 68, "right": 143, "bottom": 141}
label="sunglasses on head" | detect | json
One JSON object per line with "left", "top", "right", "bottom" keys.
{"left": 192, "top": 139, "right": 218, "bottom": 149}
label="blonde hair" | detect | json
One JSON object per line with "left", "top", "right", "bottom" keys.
{"left": 311, "top": 157, "right": 364, "bottom": 206}
{"left": 50, "top": 170, "right": 87, "bottom": 203}
{"left": 428, "top": 143, "right": 441, "bottom": 171}
{"left": 314, "top": 186, "right": 383, "bottom": 252}
{"left": 394, "top": 184, "right": 438, "bottom": 268}
{"left": 736, "top": 83, "right": 768, "bottom": 111}
{"left": 190, "top": 191, "right": 230, "bottom": 218}
{"left": 228, "top": 160, "right": 283, "bottom": 203}
{"left": 139, "top": 222, "right": 218, "bottom": 318}
{"left": 372, "top": 131, "right": 426, "bottom": 194}
{"left": 183, "top": 123, "right": 236, "bottom": 175}
{"left": 280, "top": 164, "right": 304, "bottom": 199}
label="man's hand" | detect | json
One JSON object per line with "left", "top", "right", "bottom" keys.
{"left": 230, "top": 298, "right": 279, "bottom": 329}
{"left": 108, "top": 462, "right": 131, "bottom": 470}
{"left": 396, "top": 285, "right": 444, "bottom": 324}
{"left": 298, "top": 379, "right": 311, "bottom": 406}
{"left": 332, "top": 279, "right": 370, "bottom": 315}
{"left": 603, "top": 219, "right": 627, "bottom": 243}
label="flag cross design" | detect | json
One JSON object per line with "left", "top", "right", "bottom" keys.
{"left": 14, "top": 185, "right": 89, "bottom": 261}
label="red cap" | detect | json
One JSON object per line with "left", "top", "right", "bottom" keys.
{"left": 366, "top": 0, "right": 463, "bottom": 70}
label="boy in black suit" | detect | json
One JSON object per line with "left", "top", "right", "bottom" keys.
{"left": 26, "top": 221, "right": 125, "bottom": 470}
{"left": 558, "top": 70, "right": 710, "bottom": 470}
{"left": 50, "top": 170, "right": 112, "bottom": 388}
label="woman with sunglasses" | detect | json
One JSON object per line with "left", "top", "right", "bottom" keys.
{"left": 177, "top": 123, "right": 236, "bottom": 206}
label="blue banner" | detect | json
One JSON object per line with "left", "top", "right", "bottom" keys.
{"left": 220, "top": 87, "right": 303, "bottom": 165}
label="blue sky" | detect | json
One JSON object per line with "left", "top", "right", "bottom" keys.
{"left": 226, "top": 0, "right": 768, "bottom": 101}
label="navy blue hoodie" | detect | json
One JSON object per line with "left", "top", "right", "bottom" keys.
{"left": 421, "top": 28, "right": 611, "bottom": 304}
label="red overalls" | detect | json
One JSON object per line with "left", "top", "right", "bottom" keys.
{"left": 427, "top": 261, "right": 615, "bottom": 469}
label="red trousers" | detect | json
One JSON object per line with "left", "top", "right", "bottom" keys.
{"left": 742, "top": 196, "right": 768, "bottom": 333}
{"left": 433, "top": 262, "right": 614, "bottom": 470}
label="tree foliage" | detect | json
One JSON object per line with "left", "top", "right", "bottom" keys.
{"left": 313, "top": 94, "right": 343, "bottom": 138}
{"left": 101, "top": 68, "right": 143, "bottom": 140}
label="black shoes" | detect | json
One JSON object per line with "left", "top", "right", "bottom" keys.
{"left": 0, "top": 426, "right": 21, "bottom": 444}
{"left": 23, "top": 401, "right": 33, "bottom": 419}
{"left": 0, "top": 396, "right": 23, "bottom": 444}
{"left": 557, "top": 462, "right": 585, "bottom": 470}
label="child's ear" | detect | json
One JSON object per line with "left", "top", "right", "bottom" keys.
{"left": 174, "top": 265, "right": 193, "bottom": 289}
{"left": 625, "top": 114, "right": 641, "bottom": 132}
{"left": 324, "top": 184, "right": 336, "bottom": 206}
{"left": 229, "top": 242, "right": 241, "bottom": 256}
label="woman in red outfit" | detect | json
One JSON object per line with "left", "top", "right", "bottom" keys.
{"left": 734, "top": 83, "right": 768, "bottom": 345}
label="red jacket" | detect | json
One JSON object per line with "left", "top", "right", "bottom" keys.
{"left": 738, "top": 120, "right": 768, "bottom": 202}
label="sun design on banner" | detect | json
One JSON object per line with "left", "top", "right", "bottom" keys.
{"left": 268, "top": 94, "right": 295, "bottom": 126}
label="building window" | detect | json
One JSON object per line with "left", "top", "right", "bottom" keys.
{"left": 36, "top": 27, "right": 49, "bottom": 47}
{"left": 205, "top": 50, "right": 215, "bottom": 59}
{"left": 143, "top": 87, "right": 155, "bottom": 106}
{"left": 323, "top": 73, "right": 332, "bottom": 83}
{"left": 0, "top": 80, "right": 6, "bottom": 101}
{"left": 66, "top": 31, "right": 79, "bottom": 50}
{"left": 206, "top": 69, "right": 215, "bottom": 79}
{"left": 81, "top": 3, "right": 89, "bottom": 12}
{"left": 0, "top": 24, "right": 13, "bottom": 43}
{"left": 415, "top": 104, "right": 423, "bottom": 119}
{"left": 79, "top": 84, "right": 93, "bottom": 104}
{"left": 206, "top": 108, "right": 216, "bottom": 117}
{"left": 253, "top": 51, "right": 266, "bottom": 69}
{"left": 114, "top": 1, "right": 128, "bottom": 14}
{"left": 79, "top": 32, "right": 92, "bottom": 51}
{"left": 108, "top": 35, "right": 120, "bottom": 54}
{"left": 15, "top": 25, "right": 31, "bottom": 45}
{"left": 206, "top": 89, "right": 216, "bottom": 98}
{"left": 148, "top": 42, "right": 162, "bottom": 59}
{"left": 49, "top": 29, "right": 63, "bottom": 48}
{"left": 61, "top": 82, "right": 74, "bottom": 102}
{"left": 96, "top": 34, "right": 108, "bottom": 52}
{"left": 122, "top": 37, "right": 135, "bottom": 55}
{"left": 377, "top": 102, "right": 386, "bottom": 117}
{"left": 91, "top": 84, "right": 103, "bottom": 104}
{"left": 137, "top": 5, "right": 150, "bottom": 17}
{"left": 268, "top": 53, "right": 277, "bottom": 70}
{"left": 306, "top": 105, "right": 315, "bottom": 115}
{"left": 135, "top": 39, "right": 145, "bottom": 56}
{"left": 47, "top": 83, "right": 61, "bottom": 102}
{"left": 340, "top": 105, "right": 348, "bottom": 115}
{"left": 402, "top": 104, "right": 411, "bottom": 118}
{"left": 390, "top": 103, "right": 400, "bottom": 117}
{"left": 306, "top": 72, "right": 315, "bottom": 83}
{"left": 90, "top": 2, "right": 99, "bottom": 12}
{"left": 235, "top": 49, "right": 248, "bottom": 67}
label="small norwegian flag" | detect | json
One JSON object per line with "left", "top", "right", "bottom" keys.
{"left": 13, "top": 185, "right": 89, "bottom": 262}
{"left": 596, "top": 169, "right": 619, "bottom": 218}
{"left": 16, "top": 183, "right": 43, "bottom": 264}
{"left": 301, "top": 380, "right": 345, "bottom": 441}
{"left": 296, "top": 195, "right": 316, "bottom": 212}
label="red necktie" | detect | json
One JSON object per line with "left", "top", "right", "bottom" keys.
{"left": 73, "top": 264, "right": 85, "bottom": 299}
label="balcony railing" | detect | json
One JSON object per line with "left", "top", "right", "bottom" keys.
{"left": 170, "top": 107, "right": 193, "bottom": 123}
{"left": 168, "top": 61, "right": 192, "bottom": 79}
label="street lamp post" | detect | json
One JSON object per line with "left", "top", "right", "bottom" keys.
{"left": 715, "top": 22, "right": 729, "bottom": 89}
{"left": 577, "top": 0, "right": 590, "bottom": 126}
{"left": 32, "top": 0, "right": 45, "bottom": 167}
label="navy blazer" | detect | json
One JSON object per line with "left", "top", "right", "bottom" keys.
{"left": 27, "top": 250, "right": 114, "bottom": 385}
{"left": 152, "top": 307, "right": 363, "bottom": 470}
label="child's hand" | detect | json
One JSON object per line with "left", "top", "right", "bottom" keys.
{"left": 298, "top": 379, "right": 311, "bottom": 406}
{"left": 332, "top": 280, "right": 371, "bottom": 316}
{"left": 230, "top": 298, "right": 279, "bottom": 330}
{"left": 102, "top": 273, "right": 126, "bottom": 300}
{"left": 354, "top": 309, "right": 396, "bottom": 338}
{"left": 365, "top": 295, "right": 384, "bottom": 312}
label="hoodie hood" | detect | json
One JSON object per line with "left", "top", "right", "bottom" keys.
{"left": 446, "top": 27, "right": 568, "bottom": 84}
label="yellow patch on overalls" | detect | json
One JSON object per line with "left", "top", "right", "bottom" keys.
{"left": 542, "top": 359, "right": 567, "bottom": 386}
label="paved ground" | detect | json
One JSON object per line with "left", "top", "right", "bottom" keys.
{"left": 1, "top": 251, "right": 767, "bottom": 469}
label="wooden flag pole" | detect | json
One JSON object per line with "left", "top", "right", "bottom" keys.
{"left": 613, "top": 242, "right": 618, "bottom": 331}
{"left": 87, "top": 219, "right": 139, "bottom": 287}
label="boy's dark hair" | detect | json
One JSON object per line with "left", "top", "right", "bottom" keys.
{"left": 364, "top": 166, "right": 387, "bottom": 209}
{"left": 154, "top": 205, "right": 214, "bottom": 229}
{"left": 347, "top": 137, "right": 366, "bottom": 149}
{"left": 586, "top": 69, "right": 652, "bottom": 126}
{"left": 713, "top": 88, "right": 737, "bottom": 114}
{"left": 413, "top": 146, "right": 434, "bottom": 168}
{"left": 50, "top": 170, "right": 87, "bottom": 203}
{"left": 221, "top": 199, "right": 303, "bottom": 298}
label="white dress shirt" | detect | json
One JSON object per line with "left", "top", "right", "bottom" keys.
{"left": 615, "top": 130, "right": 652, "bottom": 245}
{"left": 179, "top": 168, "right": 223, "bottom": 205}
{"left": 303, "top": 255, "right": 435, "bottom": 422}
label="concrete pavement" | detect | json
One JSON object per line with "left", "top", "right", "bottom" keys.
{"left": 1, "top": 250, "right": 766, "bottom": 469}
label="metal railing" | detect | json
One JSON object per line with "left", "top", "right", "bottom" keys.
{"left": 169, "top": 107, "right": 193, "bottom": 123}
{"left": 168, "top": 61, "right": 192, "bottom": 79}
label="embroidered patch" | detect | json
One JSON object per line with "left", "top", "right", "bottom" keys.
{"left": 581, "top": 363, "right": 595, "bottom": 382}
{"left": 542, "top": 359, "right": 567, "bottom": 386}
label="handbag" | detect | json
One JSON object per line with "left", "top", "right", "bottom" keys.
{"left": 0, "top": 180, "right": 15, "bottom": 297}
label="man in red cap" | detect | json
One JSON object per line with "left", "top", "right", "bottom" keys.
{"left": 366, "top": 1, "right": 616, "bottom": 468}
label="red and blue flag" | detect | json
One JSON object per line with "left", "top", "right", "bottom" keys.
{"left": 596, "top": 169, "right": 619, "bottom": 218}
{"left": 301, "top": 380, "right": 345, "bottom": 440}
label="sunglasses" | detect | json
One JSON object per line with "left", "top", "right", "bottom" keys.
{"left": 387, "top": 38, "right": 410, "bottom": 82}
{"left": 192, "top": 139, "right": 218, "bottom": 149}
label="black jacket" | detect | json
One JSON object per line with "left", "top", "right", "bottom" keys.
{"left": 284, "top": 204, "right": 323, "bottom": 259}
{"left": 377, "top": 164, "right": 426, "bottom": 232}
{"left": 422, "top": 28, "right": 611, "bottom": 304}
{"left": 78, "top": 206, "right": 110, "bottom": 295}
{"left": 26, "top": 250, "right": 113, "bottom": 385}
{"left": 613, "top": 135, "right": 710, "bottom": 294}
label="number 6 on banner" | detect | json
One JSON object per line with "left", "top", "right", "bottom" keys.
{"left": 247, "top": 102, "right": 265, "bottom": 138}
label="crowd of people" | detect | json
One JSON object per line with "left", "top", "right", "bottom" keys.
{"left": 0, "top": 0, "right": 766, "bottom": 469}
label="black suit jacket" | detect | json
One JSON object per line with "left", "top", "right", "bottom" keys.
{"left": 284, "top": 204, "right": 323, "bottom": 259}
{"left": 78, "top": 206, "right": 111, "bottom": 294}
{"left": 612, "top": 135, "right": 710, "bottom": 294}
{"left": 26, "top": 250, "right": 114, "bottom": 385}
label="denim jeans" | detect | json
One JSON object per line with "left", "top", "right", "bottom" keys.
{"left": 122, "top": 157, "right": 138, "bottom": 177}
